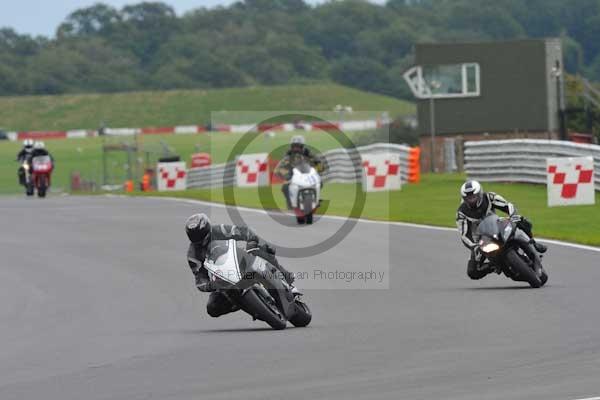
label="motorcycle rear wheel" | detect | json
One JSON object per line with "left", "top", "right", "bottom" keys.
{"left": 38, "top": 183, "right": 47, "bottom": 198}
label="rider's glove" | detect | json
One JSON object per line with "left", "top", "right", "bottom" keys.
{"left": 262, "top": 243, "right": 276, "bottom": 255}
{"left": 473, "top": 245, "right": 484, "bottom": 262}
{"left": 510, "top": 214, "right": 522, "bottom": 223}
{"left": 196, "top": 281, "right": 214, "bottom": 292}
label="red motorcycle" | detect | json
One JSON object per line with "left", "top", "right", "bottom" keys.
{"left": 28, "top": 155, "right": 54, "bottom": 197}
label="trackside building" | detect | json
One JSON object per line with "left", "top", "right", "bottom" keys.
{"left": 406, "top": 38, "right": 564, "bottom": 171}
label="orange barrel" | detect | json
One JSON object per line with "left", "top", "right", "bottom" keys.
{"left": 125, "top": 180, "right": 134, "bottom": 193}
{"left": 142, "top": 173, "right": 151, "bottom": 191}
{"left": 408, "top": 147, "right": 421, "bottom": 183}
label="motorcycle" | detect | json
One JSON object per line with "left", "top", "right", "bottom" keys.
{"left": 19, "top": 161, "right": 32, "bottom": 194}
{"left": 288, "top": 161, "right": 321, "bottom": 225}
{"left": 29, "top": 155, "right": 54, "bottom": 198}
{"left": 477, "top": 213, "right": 548, "bottom": 288}
{"left": 203, "top": 239, "right": 312, "bottom": 330}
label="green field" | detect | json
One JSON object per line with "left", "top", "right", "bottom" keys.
{"left": 138, "top": 174, "right": 600, "bottom": 247}
{"left": 0, "top": 130, "right": 365, "bottom": 194}
{"left": 0, "top": 83, "right": 413, "bottom": 131}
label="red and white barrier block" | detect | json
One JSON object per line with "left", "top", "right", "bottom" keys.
{"left": 157, "top": 162, "right": 187, "bottom": 191}
{"left": 546, "top": 156, "right": 595, "bottom": 207}
{"left": 361, "top": 153, "right": 401, "bottom": 192}
{"left": 236, "top": 153, "right": 270, "bottom": 187}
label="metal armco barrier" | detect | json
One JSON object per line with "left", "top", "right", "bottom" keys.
{"left": 187, "top": 143, "right": 420, "bottom": 188}
{"left": 464, "top": 139, "right": 600, "bottom": 191}
{"left": 6, "top": 119, "right": 389, "bottom": 142}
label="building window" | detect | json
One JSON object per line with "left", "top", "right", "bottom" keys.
{"left": 404, "top": 63, "right": 481, "bottom": 99}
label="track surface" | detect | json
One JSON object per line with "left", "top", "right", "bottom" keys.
{"left": 1, "top": 196, "right": 599, "bottom": 400}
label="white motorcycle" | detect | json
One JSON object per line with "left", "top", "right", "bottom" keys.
{"left": 203, "top": 239, "right": 312, "bottom": 330}
{"left": 288, "top": 161, "right": 321, "bottom": 225}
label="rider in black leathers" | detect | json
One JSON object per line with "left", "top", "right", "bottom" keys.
{"left": 274, "top": 135, "right": 325, "bottom": 209}
{"left": 456, "top": 180, "right": 547, "bottom": 280}
{"left": 16, "top": 139, "right": 34, "bottom": 185}
{"left": 185, "top": 213, "right": 296, "bottom": 317}
{"left": 29, "top": 141, "right": 54, "bottom": 162}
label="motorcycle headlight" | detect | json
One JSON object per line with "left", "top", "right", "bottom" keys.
{"left": 481, "top": 242, "right": 500, "bottom": 253}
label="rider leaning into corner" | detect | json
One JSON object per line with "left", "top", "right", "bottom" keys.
{"left": 185, "top": 213, "right": 299, "bottom": 318}
{"left": 456, "top": 180, "right": 547, "bottom": 280}
{"left": 274, "top": 135, "right": 327, "bottom": 209}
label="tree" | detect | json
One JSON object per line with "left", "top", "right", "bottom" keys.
{"left": 331, "top": 57, "right": 391, "bottom": 95}
{"left": 56, "top": 4, "right": 121, "bottom": 38}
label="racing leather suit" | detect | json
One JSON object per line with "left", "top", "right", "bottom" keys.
{"left": 456, "top": 192, "right": 518, "bottom": 279}
{"left": 16, "top": 148, "right": 33, "bottom": 185}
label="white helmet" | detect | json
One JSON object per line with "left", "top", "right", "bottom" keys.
{"left": 33, "top": 141, "right": 45, "bottom": 150}
{"left": 290, "top": 135, "right": 305, "bottom": 153}
{"left": 460, "top": 180, "right": 483, "bottom": 209}
{"left": 290, "top": 135, "right": 305, "bottom": 145}
{"left": 23, "top": 139, "right": 34, "bottom": 149}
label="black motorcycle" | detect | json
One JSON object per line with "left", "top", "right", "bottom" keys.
{"left": 204, "top": 239, "right": 311, "bottom": 330}
{"left": 477, "top": 213, "right": 548, "bottom": 288}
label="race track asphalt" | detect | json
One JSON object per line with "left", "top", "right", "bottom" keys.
{"left": 1, "top": 195, "right": 599, "bottom": 400}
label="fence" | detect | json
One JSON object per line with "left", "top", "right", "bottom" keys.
{"left": 4, "top": 119, "right": 389, "bottom": 142}
{"left": 187, "top": 143, "right": 420, "bottom": 189}
{"left": 464, "top": 139, "right": 600, "bottom": 191}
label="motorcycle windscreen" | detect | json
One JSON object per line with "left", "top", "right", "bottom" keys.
{"left": 294, "top": 161, "right": 312, "bottom": 174}
{"left": 204, "top": 239, "right": 242, "bottom": 284}
{"left": 476, "top": 214, "right": 501, "bottom": 238}
{"left": 32, "top": 156, "right": 52, "bottom": 172}
{"left": 291, "top": 168, "right": 320, "bottom": 188}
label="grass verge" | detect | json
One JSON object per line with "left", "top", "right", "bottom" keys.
{"left": 0, "top": 83, "right": 413, "bottom": 131}
{"left": 135, "top": 174, "right": 600, "bottom": 246}
{"left": 0, "top": 130, "right": 362, "bottom": 195}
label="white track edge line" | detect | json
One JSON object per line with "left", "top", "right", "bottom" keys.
{"left": 571, "top": 397, "right": 600, "bottom": 400}
{"left": 105, "top": 194, "right": 600, "bottom": 254}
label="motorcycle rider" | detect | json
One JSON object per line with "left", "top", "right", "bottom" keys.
{"left": 16, "top": 139, "right": 34, "bottom": 185}
{"left": 456, "top": 180, "right": 547, "bottom": 280}
{"left": 274, "top": 135, "right": 326, "bottom": 209}
{"left": 185, "top": 213, "right": 298, "bottom": 318}
{"left": 30, "top": 141, "right": 54, "bottom": 161}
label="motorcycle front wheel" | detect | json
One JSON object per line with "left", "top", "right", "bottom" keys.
{"left": 240, "top": 288, "right": 287, "bottom": 330}
{"left": 289, "top": 300, "right": 312, "bottom": 327}
{"left": 505, "top": 249, "right": 542, "bottom": 288}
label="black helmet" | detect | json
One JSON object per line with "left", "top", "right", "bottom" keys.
{"left": 460, "top": 180, "right": 483, "bottom": 209}
{"left": 185, "top": 213, "right": 211, "bottom": 245}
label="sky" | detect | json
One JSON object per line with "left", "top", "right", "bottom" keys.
{"left": 0, "top": 0, "right": 234, "bottom": 37}
{"left": 0, "top": 0, "right": 385, "bottom": 38}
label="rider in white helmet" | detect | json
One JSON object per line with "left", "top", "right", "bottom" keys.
{"left": 274, "top": 135, "right": 326, "bottom": 209}
{"left": 16, "top": 139, "right": 35, "bottom": 185}
{"left": 456, "top": 180, "right": 546, "bottom": 280}
{"left": 31, "top": 141, "right": 53, "bottom": 159}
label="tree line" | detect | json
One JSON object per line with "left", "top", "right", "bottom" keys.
{"left": 1, "top": 0, "right": 599, "bottom": 98}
